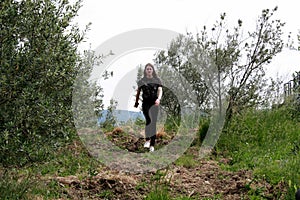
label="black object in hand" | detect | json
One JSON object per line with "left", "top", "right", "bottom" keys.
{"left": 134, "top": 102, "right": 139, "bottom": 108}
{"left": 296, "top": 189, "right": 300, "bottom": 200}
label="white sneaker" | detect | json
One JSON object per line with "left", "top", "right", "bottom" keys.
{"left": 149, "top": 146, "right": 154, "bottom": 152}
{"left": 144, "top": 140, "right": 150, "bottom": 148}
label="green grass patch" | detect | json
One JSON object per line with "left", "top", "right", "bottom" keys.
{"left": 145, "top": 186, "right": 170, "bottom": 200}
{"left": 216, "top": 107, "right": 300, "bottom": 199}
{"left": 175, "top": 154, "right": 197, "bottom": 168}
{"left": 0, "top": 171, "right": 31, "bottom": 200}
{"left": 0, "top": 139, "right": 100, "bottom": 199}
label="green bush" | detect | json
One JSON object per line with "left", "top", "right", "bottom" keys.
{"left": 198, "top": 118, "right": 210, "bottom": 142}
{"left": 0, "top": 0, "right": 84, "bottom": 166}
{"left": 164, "top": 116, "right": 181, "bottom": 133}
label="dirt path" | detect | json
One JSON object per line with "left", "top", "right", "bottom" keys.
{"left": 53, "top": 150, "right": 284, "bottom": 199}
{"left": 54, "top": 128, "right": 285, "bottom": 199}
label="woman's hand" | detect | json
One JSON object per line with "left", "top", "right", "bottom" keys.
{"left": 155, "top": 99, "right": 160, "bottom": 106}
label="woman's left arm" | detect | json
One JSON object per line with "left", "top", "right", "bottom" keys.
{"left": 155, "top": 86, "right": 163, "bottom": 105}
{"left": 157, "top": 86, "right": 163, "bottom": 100}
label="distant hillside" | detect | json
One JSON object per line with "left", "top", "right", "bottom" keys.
{"left": 98, "top": 110, "right": 145, "bottom": 124}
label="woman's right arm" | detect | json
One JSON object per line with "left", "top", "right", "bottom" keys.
{"left": 134, "top": 88, "right": 141, "bottom": 108}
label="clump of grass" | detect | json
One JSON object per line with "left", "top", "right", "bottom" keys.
{"left": 144, "top": 169, "right": 171, "bottom": 200}
{"left": 175, "top": 154, "right": 197, "bottom": 168}
{"left": 0, "top": 171, "right": 31, "bottom": 200}
{"left": 145, "top": 169, "right": 195, "bottom": 200}
{"left": 145, "top": 186, "right": 170, "bottom": 200}
{"left": 0, "top": 139, "right": 100, "bottom": 199}
{"left": 216, "top": 106, "right": 300, "bottom": 199}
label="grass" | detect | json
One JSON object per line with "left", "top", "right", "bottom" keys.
{"left": 0, "top": 106, "right": 299, "bottom": 199}
{"left": 144, "top": 186, "right": 170, "bottom": 200}
{"left": 216, "top": 106, "right": 300, "bottom": 199}
{"left": 0, "top": 171, "right": 31, "bottom": 200}
{"left": 145, "top": 169, "right": 196, "bottom": 200}
{"left": 175, "top": 153, "right": 197, "bottom": 168}
{"left": 0, "top": 139, "right": 100, "bottom": 199}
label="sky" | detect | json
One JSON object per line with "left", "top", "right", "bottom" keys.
{"left": 71, "top": 0, "right": 300, "bottom": 110}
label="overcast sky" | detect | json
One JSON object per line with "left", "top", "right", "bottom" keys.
{"left": 72, "top": 0, "right": 300, "bottom": 110}
{"left": 74, "top": 0, "right": 300, "bottom": 49}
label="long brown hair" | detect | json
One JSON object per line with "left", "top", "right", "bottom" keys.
{"left": 143, "top": 63, "right": 158, "bottom": 78}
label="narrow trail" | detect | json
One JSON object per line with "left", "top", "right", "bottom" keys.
{"left": 54, "top": 127, "right": 285, "bottom": 199}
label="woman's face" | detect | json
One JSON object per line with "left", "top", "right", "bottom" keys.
{"left": 145, "top": 66, "right": 153, "bottom": 77}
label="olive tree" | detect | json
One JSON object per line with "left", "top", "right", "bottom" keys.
{"left": 0, "top": 0, "right": 87, "bottom": 165}
{"left": 155, "top": 7, "right": 285, "bottom": 122}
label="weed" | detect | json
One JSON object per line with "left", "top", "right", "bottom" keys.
{"left": 175, "top": 154, "right": 197, "bottom": 168}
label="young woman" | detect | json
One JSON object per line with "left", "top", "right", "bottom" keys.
{"left": 134, "top": 63, "right": 163, "bottom": 152}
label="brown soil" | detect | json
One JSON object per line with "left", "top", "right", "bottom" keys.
{"left": 52, "top": 127, "right": 286, "bottom": 200}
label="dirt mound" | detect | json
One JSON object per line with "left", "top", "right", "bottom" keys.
{"left": 52, "top": 150, "right": 286, "bottom": 200}
{"left": 67, "top": 128, "right": 286, "bottom": 199}
{"left": 104, "top": 127, "right": 172, "bottom": 153}
{"left": 53, "top": 169, "right": 147, "bottom": 200}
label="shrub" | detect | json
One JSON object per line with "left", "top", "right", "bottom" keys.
{"left": 0, "top": 0, "right": 84, "bottom": 166}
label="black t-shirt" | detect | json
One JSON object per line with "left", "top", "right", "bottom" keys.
{"left": 138, "top": 77, "right": 162, "bottom": 103}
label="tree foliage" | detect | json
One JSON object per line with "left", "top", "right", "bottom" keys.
{"left": 155, "top": 7, "right": 285, "bottom": 121}
{"left": 72, "top": 48, "right": 105, "bottom": 129}
{"left": 0, "top": 0, "right": 86, "bottom": 165}
{"left": 100, "top": 99, "right": 118, "bottom": 131}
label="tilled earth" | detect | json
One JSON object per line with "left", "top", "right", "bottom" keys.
{"left": 52, "top": 127, "right": 286, "bottom": 200}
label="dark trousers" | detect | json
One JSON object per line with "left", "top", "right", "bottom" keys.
{"left": 142, "top": 102, "right": 159, "bottom": 146}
